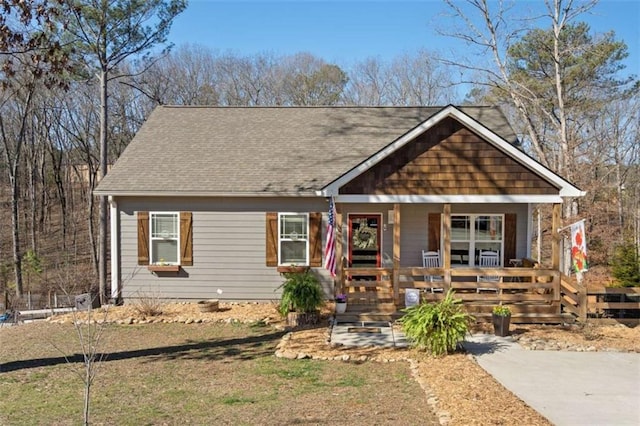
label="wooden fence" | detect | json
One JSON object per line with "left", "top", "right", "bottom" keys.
{"left": 562, "top": 278, "right": 640, "bottom": 325}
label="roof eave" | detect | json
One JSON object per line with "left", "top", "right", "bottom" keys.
{"left": 93, "top": 190, "right": 321, "bottom": 198}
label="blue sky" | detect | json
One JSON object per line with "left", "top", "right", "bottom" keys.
{"left": 168, "top": 0, "right": 639, "bottom": 78}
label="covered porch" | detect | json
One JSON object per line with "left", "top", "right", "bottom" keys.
{"left": 332, "top": 202, "right": 572, "bottom": 324}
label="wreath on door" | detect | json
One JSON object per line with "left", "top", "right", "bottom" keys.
{"left": 353, "top": 223, "right": 377, "bottom": 249}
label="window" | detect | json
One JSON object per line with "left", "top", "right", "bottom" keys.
{"left": 151, "top": 212, "right": 179, "bottom": 265}
{"left": 450, "top": 214, "right": 503, "bottom": 266}
{"left": 266, "top": 212, "right": 322, "bottom": 268}
{"left": 137, "top": 211, "right": 193, "bottom": 267}
{"left": 278, "top": 213, "right": 309, "bottom": 265}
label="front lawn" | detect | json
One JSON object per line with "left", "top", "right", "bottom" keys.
{"left": 0, "top": 321, "right": 436, "bottom": 425}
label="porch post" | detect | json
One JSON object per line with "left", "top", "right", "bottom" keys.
{"left": 442, "top": 203, "right": 451, "bottom": 288}
{"left": 108, "top": 196, "right": 121, "bottom": 303}
{"left": 335, "top": 206, "right": 344, "bottom": 294}
{"left": 552, "top": 203, "right": 561, "bottom": 270}
{"left": 393, "top": 203, "right": 401, "bottom": 305}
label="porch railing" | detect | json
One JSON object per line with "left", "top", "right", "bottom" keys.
{"left": 340, "top": 263, "right": 566, "bottom": 322}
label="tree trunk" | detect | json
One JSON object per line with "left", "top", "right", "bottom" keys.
{"left": 0, "top": 88, "right": 34, "bottom": 298}
{"left": 98, "top": 68, "right": 108, "bottom": 304}
{"left": 83, "top": 365, "right": 91, "bottom": 426}
{"left": 9, "top": 172, "right": 24, "bottom": 297}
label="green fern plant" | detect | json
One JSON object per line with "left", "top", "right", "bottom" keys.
{"left": 399, "top": 289, "right": 474, "bottom": 356}
{"left": 277, "top": 269, "right": 324, "bottom": 317}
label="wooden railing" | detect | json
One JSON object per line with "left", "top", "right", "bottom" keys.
{"left": 559, "top": 274, "right": 587, "bottom": 320}
{"left": 340, "top": 265, "right": 566, "bottom": 322}
{"left": 585, "top": 286, "right": 640, "bottom": 325}
{"left": 339, "top": 263, "right": 639, "bottom": 324}
{"left": 559, "top": 275, "right": 640, "bottom": 324}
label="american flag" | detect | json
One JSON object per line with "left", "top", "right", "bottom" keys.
{"left": 324, "top": 197, "right": 337, "bottom": 277}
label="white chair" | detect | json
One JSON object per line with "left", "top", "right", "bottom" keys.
{"left": 422, "top": 250, "right": 444, "bottom": 293}
{"left": 477, "top": 250, "right": 501, "bottom": 293}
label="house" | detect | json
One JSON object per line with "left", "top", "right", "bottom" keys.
{"left": 95, "top": 105, "right": 584, "bottom": 320}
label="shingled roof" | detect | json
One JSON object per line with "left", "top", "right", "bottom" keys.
{"left": 95, "top": 105, "right": 519, "bottom": 196}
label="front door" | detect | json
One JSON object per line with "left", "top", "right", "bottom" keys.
{"left": 348, "top": 214, "right": 381, "bottom": 279}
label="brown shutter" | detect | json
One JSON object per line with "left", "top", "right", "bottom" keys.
{"left": 180, "top": 212, "right": 193, "bottom": 266}
{"left": 309, "top": 212, "right": 322, "bottom": 267}
{"left": 137, "top": 211, "right": 149, "bottom": 265}
{"left": 428, "top": 213, "right": 441, "bottom": 252}
{"left": 266, "top": 212, "right": 278, "bottom": 266}
{"left": 504, "top": 213, "right": 517, "bottom": 265}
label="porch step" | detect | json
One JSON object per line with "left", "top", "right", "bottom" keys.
{"left": 336, "top": 311, "right": 403, "bottom": 322}
{"left": 474, "top": 312, "right": 576, "bottom": 324}
{"left": 347, "top": 303, "right": 396, "bottom": 314}
{"left": 336, "top": 311, "right": 576, "bottom": 325}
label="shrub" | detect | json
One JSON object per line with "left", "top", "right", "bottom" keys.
{"left": 132, "top": 290, "right": 164, "bottom": 316}
{"left": 277, "top": 269, "right": 324, "bottom": 317}
{"left": 400, "top": 289, "right": 474, "bottom": 356}
{"left": 611, "top": 242, "right": 640, "bottom": 287}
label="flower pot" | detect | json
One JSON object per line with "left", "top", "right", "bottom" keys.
{"left": 198, "top": 299, "right": 219, "bottom": 313}
{"left": 492, "top": 313, "right": 511, "bottom": 337}
{"left": 286, "top": 310, "right": 319, "bottom": 327}
{"left": 335, "top": 302, "right": 347, "bottom": 314}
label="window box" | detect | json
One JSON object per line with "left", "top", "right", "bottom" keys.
{"left": 147, "top": 265, "right": 180, "bottom": 273}
{"left": 277, "top": 265, "right": 309, "bottom": 274}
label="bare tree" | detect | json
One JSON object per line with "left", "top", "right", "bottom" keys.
{"left": 0, "top": 75, "right": 36, "bottom": 297}
{"left": 439, "top": 0, "right": 637, "bottom": 273}
{"left": 343, "top": 51, "right": 456, "bottom": 106}
{"left": 343, "top": 57, "right": 389, "bottom": 105}
{"left": 132, "top": 44, "right": 220, "bottom": 106}
{"left": 60, "top": 0, "right": 187, "bottom": 304}
{"left": 0, "top": 0, "right": 72, "bottom": 297}
{"left": 215, "top": 52, "right": 280, "bottom": 106}
{"left": 387, "top": 50, "right": 457, "bottom": 105}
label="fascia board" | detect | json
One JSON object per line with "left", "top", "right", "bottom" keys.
{"left": 335, "top": 194, "right": 564, "bottom": 203}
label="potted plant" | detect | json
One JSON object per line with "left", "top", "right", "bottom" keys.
{"left": 492, "top": 305, "right": 512, "bottom": 337}
{"left": 335, "top": 293, "right": 347, "bottom": 314}
{"left": 277, "top": 268, "right": 324, "bottom": 327}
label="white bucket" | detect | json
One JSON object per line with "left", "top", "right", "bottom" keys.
{"left": 405, "top": 288, "right": 420, "bottom": 308}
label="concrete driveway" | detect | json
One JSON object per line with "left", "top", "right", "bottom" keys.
{"left": 464, "top": 334, "right": 640, "bottom": 426}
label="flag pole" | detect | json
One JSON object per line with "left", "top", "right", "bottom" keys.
{"left": 557, "top": 218, "right": 585, "bottom": 233}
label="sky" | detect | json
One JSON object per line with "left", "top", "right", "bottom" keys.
{"left": 167, "top": 0, "right": 640, "bottom": 82}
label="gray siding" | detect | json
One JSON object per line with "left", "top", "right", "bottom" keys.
{"left": 118, "top": 197, "right": 332, "bottom": 301}
{"left": 115, "top": 197, "right": 531, "bottom": 301}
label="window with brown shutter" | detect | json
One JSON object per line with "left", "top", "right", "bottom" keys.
{"left": 138, "top": 211, "right": 193, "bottom": 267}
{"left": 503, "top": 213, "right": 517, "bottom": 265}
{"left": 309, "top": 212, "right": 322, "bottom": 267}
{"left": 266, "top": 212, "right": 278, "bottom": 266}
{"left": 428, "top": 213, "right": 441, "bottom": 252}
{"left": 137, "top": 211, "right": 150, "bottom": 265}
{"left": 180, "top": 212, "right": 193, "bottom": 266}
{"left": 265, "top": 211, "right": 323, "bottom": 267}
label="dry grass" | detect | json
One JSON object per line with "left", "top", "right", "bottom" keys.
{"left": 3, "top": 302, "right": 638, "bottom": 425}
{"left": 0, "top": 318, "right": 436, "bottom": 426}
